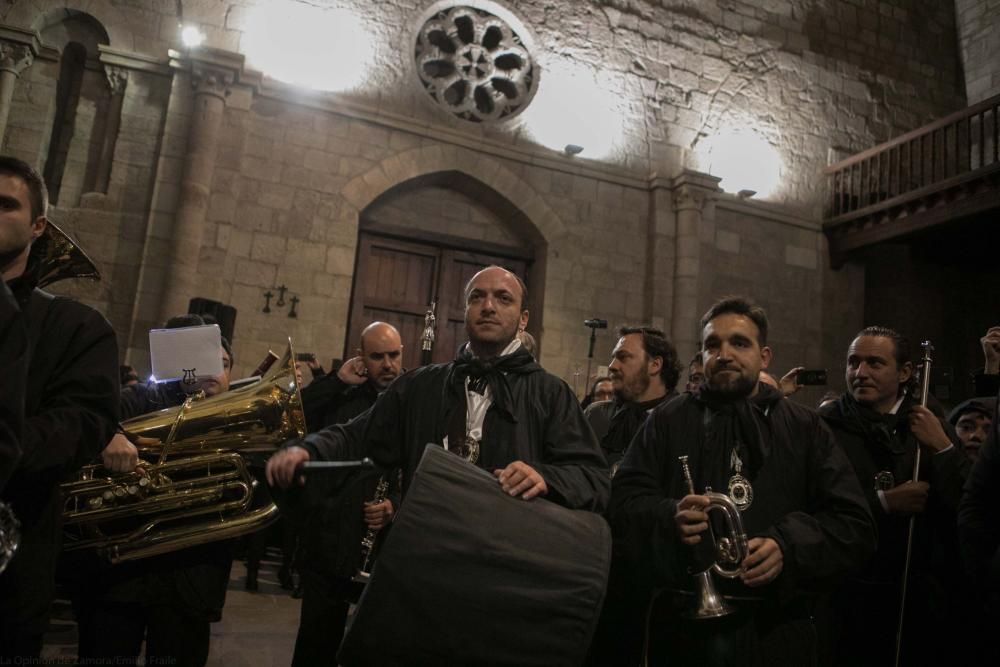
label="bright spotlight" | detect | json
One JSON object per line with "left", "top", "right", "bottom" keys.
{"left": 695, "top": 123, "right": 783, "bottom": 199}
{"left": 242, "top": 1, "right": 374, "bottom": 92}
{"left": 520, "top": 58, "right": 625, "bottom": 160}
{"left": 180, "top": 25, "right": 206, "bottom": 49}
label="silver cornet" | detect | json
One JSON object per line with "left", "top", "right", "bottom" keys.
{"left": 678, "top": 455, "right": 749, "bottom": 619}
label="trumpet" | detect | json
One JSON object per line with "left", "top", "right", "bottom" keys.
{"left": 62, "top": 342, "right": 305, "bottom": 563}
{"left": 678, "top": 455, "right": 749, "bottom": 619}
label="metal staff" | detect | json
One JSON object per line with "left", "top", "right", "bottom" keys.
{"left": 420, "top": 301, "right": 436, "bottom": 367}
{"left": 894, "top": 340, "right": 933, "bottom": 667}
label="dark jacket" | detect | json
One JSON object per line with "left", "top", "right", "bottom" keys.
{"left": 1, "top": 261, "right": 119, "bottom": 639}
{"left": 612, "top": 386, "right": 875, "bottom": 599}
{"left": 0, "top": 282, "right": 26, "bottom": 492}
{"left": 297, "top": 376, "right": 400, "bottom": 580}
{"left": 296, "top": 353, "right": 609, "bottom": 512}
{"left": 958, "top": 386, "right": 1000, "bottom": 605}
{"left": 820, "top": 394, "right": 969, "bottom": 583}
{"left": 820, "top": 393, "right": 971, "bottom": 666}
{"left": 585, "top": 393, "right": 675, "bottom": 474}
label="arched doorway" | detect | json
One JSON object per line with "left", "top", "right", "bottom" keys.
{"left": 345, "top": 171, "right": 538, "bottom": 367}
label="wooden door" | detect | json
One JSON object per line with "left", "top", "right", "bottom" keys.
{"left": 347, "top": 233, "right": 529, "bottom": 368}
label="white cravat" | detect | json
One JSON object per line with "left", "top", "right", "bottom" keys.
{"left": 444, "top": 338, "right": 522, "bottom": 451}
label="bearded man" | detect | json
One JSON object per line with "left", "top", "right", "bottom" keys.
{"left": 585, "top": 325, "right": 681, "bottom": 474}
{"left": 610, "top": 296, "right": 873, "bottom": 667}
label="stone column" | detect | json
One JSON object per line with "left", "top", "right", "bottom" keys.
{"left": 0, "top": 31, "right": 38, "bottom": 145}
{"left": 157, "top": 59, "right": 233, "bottom": 323}
{"left": 93, "top": 64, "right": 128, "bottom": 194}
{"left": 670, "top": 170, "right": 720, "bottom": 355}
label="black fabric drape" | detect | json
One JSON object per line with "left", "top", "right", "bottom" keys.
{"left": 339, "top": 445, "right": 611, "bottom": 667}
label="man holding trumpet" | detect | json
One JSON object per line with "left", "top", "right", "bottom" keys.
{"left": 610, "top": 296, "right": 874, "bottom": 667}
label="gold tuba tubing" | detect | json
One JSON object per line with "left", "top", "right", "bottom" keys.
{"left": 62, "top": 341, "right": 305, "bottom": 563}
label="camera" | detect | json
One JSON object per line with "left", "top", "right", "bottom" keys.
{"left": 584, "top": 319, "right": 608, "bottom": 329}
{"left": 796, "top": 369, "right": 827, "bottom": 386}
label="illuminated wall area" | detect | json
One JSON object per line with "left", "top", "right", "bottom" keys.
{"left": 0, "top": 0, "right": 990, "bottom": 392}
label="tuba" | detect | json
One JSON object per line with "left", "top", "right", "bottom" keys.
{"left": 34, "top": 219, "right": 101, "bottom": 288}
{"left": 62, "top": 342, "right": 305, "bottom": 563}
{"left": 678, "top": 455, "right": 750, "bottom": 619}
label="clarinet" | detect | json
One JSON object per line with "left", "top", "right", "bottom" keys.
{"left": 353, "top": 475, "right": 389, "bottom": 583}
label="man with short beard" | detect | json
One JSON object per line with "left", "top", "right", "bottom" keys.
{"left": 585, "top": 326, "right": 680, "bottom": 473}
{"left": 611, "top": 296, "right": 873, "bottom": 667}
{"left": 584, "top": 326, "right": 680, "bottom": 666}
{"left": 820, "top": 326, "right": 970, "bottom": 666}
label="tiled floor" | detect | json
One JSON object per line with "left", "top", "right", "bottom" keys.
{"left": 42, "top": 557, "right": 303, "bottom": 666}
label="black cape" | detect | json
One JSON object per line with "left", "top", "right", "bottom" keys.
{"left": 609, "top": 385, "right": 874, "bottom": 666}
{"left": 295, "top": 349, "right": 609, "bottom": 511}
{"left": 1, "top": 261, "right": 119, "bottom": 642}
{"left": 820, "top": 393, "right": 971, "bottom": 666}
{"left": 0, "top": 281, "right": 26, "bottom": 492}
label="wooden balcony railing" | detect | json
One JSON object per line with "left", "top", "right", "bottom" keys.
{"left": 825, "top": 93, "right": 1000, "bottom": 223}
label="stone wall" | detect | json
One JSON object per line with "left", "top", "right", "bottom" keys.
{"left": 956, "top": 0, "right": 1000, "bottom": 102}
{"left": 0, "top": 0, "right": 988, "bottom": 386}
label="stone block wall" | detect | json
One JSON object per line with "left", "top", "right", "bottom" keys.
{"left": 956, "top": 0, "right": 1000, "bottom": 102}
{"left": 1, "top": 0, "right": 990, "bottom": 387}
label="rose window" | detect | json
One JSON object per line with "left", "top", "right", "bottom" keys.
{"left": 415, "top": 5, "right": 537, "bottom": 122}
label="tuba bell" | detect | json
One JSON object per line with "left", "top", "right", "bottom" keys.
{"left": 34, "top": 219, "right": 101, "bottom": 288}
{"left": 62, "top": 341, "right": 305, "bottom": 563}
{"left": 678, "top": 455, "right": 750, "bottom": 619}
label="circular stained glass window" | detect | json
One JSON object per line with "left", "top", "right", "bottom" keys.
{"left": 415, "top": 4, "right": 538, "bottom": 122}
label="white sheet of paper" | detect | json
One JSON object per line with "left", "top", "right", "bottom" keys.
{"left": 149, "top": 325, "right": 224, "bottom": 383}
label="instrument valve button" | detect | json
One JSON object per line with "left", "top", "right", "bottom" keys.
{"left": 102, "top": 491, "right": 114, "bottom": 502}
{"left": 113, "top": 487, "right": 126, "bottom": 498}
{"left": 89, "top": 497, "right": 103, "bottom": 508}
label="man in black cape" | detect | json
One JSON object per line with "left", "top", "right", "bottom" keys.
{"left": 958, "top": 352, "right": 1000, "bottom": 663}
{"left": 820, "top": 326, "right": 970, "bottom": 666}
{"left": 0, "top": 156, "right": 119, "bottom": 659}
{"left": 267, "top": 266, "right": 610, "bottom": 663}
{"left": 267, "top": 264, "right": 608, "bottom": 509}
{"left": 610, "top": 296, "right": 874, "bottom": 667}
{"left": 584, "top": 325, "right": 680, "bottom": 666}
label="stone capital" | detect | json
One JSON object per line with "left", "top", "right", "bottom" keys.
{"left": 671, "top": 169, "right": 721, "bottom": 213}
{"left": 0, "top": 40, "right": 34, "bottom": 75}
{"left": 190, "top": 63, "right": 234, "bottom": 99}
{"left": 104, "top": 64, "right": 128, "bottom": 95}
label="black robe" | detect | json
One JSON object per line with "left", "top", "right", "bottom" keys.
{"left": 584, "top": 392, "right": 674, "bottom": 667}
{"left": 0, "top": 262, "right": 119, "bottom": 650}
{"left": 958, "top": 384, "right": 1000, "bottom": 663}
{"left": 820, "top": 393, "right": 971, "bottom": 666}
{"left": 296, "top": 352, "right": 609, "bottom": 512}
{"left": 0, "top": 281, "right": 26, "bottom": 492}
{"left": 610, "top": 385, "right": 874, "bottom": 667}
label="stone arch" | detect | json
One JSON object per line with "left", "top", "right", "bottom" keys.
{"left": 340, "top": 144, "right": 565, "bottom": 355}
{"left": 339, "top": 144, "right": 567, "bottom": 245}
{"left": 8, "top": 1, "right": 131, "bottom": 49}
